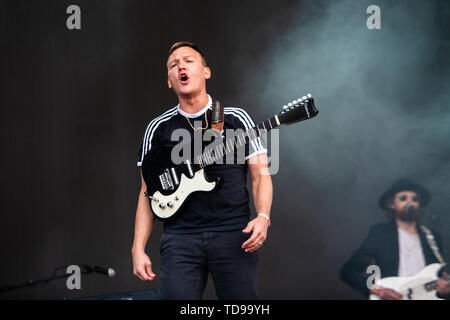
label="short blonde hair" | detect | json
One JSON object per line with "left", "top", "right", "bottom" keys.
{"left": 168, "top": 41, "right": 207, "bottom": 66}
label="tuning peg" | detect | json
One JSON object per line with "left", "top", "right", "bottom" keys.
{"left": 307, "top": 93, "right": 312, "bottom": 98}
{"left": 302, "top": 95, "right": 307, "bottom": 101}
{"left": 287, "top": 102, "right": 293, "bottom": 107}
{"left": 282, "top": 105, "right": 288, "bottom": 109}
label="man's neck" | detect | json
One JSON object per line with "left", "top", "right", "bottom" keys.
{"left": 178, "top": 92, "right": 209, "bottom": 115}
{"left": 395, "top": 219, "right": 418, "bottom": 234}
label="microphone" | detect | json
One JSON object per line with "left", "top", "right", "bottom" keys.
{"left": 82, "top": 265, "right": 116, "bottom": 277}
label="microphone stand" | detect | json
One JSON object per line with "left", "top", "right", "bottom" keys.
{"left": 0, "top": 265, "right": 97, "bottom": 295}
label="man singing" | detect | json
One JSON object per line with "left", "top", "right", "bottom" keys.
{"left": 132, "top": 42, "right": 273, "bottom": 299}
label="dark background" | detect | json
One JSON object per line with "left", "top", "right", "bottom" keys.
{"left": 1, "top": 0, "right": 449, "bottom": 299}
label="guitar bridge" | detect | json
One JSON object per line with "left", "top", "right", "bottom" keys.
{"left": 159, "top": 168, "right": 175, "bottom": 191}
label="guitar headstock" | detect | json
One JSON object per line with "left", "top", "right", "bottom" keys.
{"left": 278, "top": 93, "right": 319, "bottom": 125}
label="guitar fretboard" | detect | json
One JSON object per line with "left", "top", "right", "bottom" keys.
{"left": 424, "top": 274, "right": 450, "bottom": 292}
{"left": 195, "top": 116, "right": 279, "bottom": 168}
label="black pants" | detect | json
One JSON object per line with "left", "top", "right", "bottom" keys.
{"left": 160, "top": 229, "right": 259, "bottom": 300}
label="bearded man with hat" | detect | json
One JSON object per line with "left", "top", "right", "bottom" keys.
{"left": 340, "top": 178, "right": 450, "bottom": 300}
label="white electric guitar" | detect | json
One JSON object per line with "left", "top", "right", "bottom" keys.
{"left": 141, "top": 94, "right": 319, "bottom": 220}
{"left": 370, "top": 263, "right": 449, "bottom": 300}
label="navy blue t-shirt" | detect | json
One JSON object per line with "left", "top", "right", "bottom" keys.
{"left": 137, "top": 95, "right": 267, "bottom": 233}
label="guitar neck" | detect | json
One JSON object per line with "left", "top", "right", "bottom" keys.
{"left": 424, "top": 274, "right": 450, "bottom": 292}
{"left": 195, "top": 115, "right": 280, "bottom": 168}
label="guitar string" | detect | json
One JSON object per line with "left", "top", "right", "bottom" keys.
{"left": 173, "top": 122, "right": 270, "bottom": 175}
{"left": 165, "top": 118, "right": 271, "bottom": 178}
{"left": 167, "top": 102, "right": 306, "bottom": 174}
{"left": 171, "top": 125, "right": 264, "bottom": 174}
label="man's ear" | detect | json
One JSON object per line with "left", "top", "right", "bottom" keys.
{"left": 168, "top": 78, "right": 172, "bottom": 88}
{"left": 204, "top": 66, "right": 211, "bottom": 80}
{"left": 388, "top": 199, "right": 395, "bottom": 210}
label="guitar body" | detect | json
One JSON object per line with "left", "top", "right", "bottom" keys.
{"left": 369, "top": 263, "right": 445, "bottom": 300}
{"left": 141, "top": 145, "right": 219, "bottom": 220}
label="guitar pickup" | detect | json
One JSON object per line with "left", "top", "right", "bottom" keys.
{"left": 159, "top": 169, "right": 175, "bottom": 191}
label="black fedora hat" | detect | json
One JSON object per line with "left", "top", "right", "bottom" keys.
{"left": 378, "top": 178, "right": 431, "bottom": 209}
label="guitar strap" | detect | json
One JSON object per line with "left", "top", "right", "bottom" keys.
{"left": 211, "top": 100, "right": 224, "bottom": 133}
{"left": 420, "top": 225, "right": 445, "bottom": 264}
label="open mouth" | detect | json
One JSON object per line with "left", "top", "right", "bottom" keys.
{"left": 180, "top": 73, "right": 189, "bottom": 84}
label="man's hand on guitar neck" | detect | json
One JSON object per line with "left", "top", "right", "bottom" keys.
{"left": 370, "top": 286, "right": 403, "bottom": 300}
{"left": 437, "top": 272, "right": 450, "bottom": 297}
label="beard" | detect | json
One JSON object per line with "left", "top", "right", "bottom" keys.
{"left": 395, "top": 207, "right": 421, "bottom": 222}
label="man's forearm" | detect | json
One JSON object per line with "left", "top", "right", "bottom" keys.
{"left": 132, "top": 189, "right": 155, "bottom": 252}
{"left": 252, "top": 174, "right": 273, "bottom": 217}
